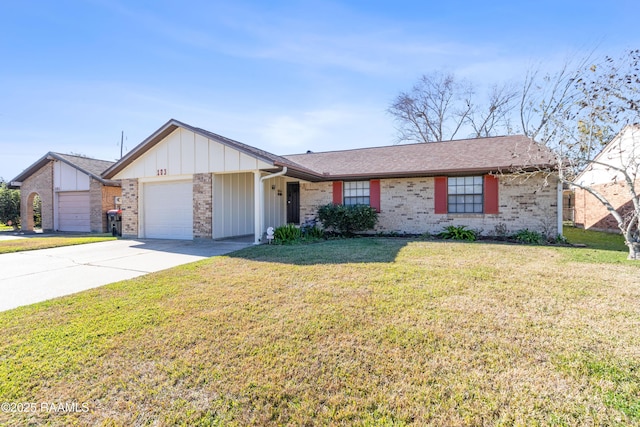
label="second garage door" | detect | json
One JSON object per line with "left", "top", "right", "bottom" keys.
{"left": 58, "top": 191, "right": 91, "bottom": 232}
{"left": 143, "top": 180, "right": 193, "bottom": 239}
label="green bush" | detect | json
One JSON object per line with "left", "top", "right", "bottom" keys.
{"left": 438, "top": 225, "right": 477, "bottom": 241}
{"left": 0, "top": 180, "right": 20, "bottom": 228}
{"left": 274, "top": 223, "right": 301, "bottom": 244}
{"left": 512, "top": 228, "right": 545, "bottom": 245}
{"left": 301, "top": 224, "right": 324, "bottom": 239}
{"left": 33, "top": 194, "right": 42, "bottom": 228}
{"left": 317, "top": 204, "right": 378, "bottom": 236}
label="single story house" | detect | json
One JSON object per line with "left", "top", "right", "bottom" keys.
{"left": 573, "top": 125, "right": 640, "bottom": 233}
{"left": 102, "top": 119, "right": 560, "bottom": 243}
{"left": 10, "top": 152, "right": 121, "bottom": 233}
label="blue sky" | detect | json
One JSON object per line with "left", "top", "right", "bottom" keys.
{"left": 1, "top": 0, "right": 637, "bottom": 181}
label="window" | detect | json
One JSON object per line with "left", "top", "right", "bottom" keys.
{"left": 343, "top": 181, "right": 370, "bottom": 206}
{"left": 447, "top": 176, "right": 483, "bottom": 213}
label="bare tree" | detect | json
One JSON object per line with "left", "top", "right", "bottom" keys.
{"left": 388, "top": 71, "right": 517, "bottom": 143}
{"left": 471, "top": 83, "right": 519, "bottom": 137}
{"left": 521, "top": 50, "right": 640, "bottom": 259}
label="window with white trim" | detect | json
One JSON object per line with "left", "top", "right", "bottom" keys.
{"left": 343, "top": 181, "right": 370, "bottom": 206}
{"left": 448, "top": 176, "right": 483, "bottom": 213}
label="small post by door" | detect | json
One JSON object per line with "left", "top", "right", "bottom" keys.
{"left": 287, "top": 182, "right": 300, "bottom": 224}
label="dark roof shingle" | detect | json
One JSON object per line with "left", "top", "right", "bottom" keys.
{"left": 282, "top": 135, "right": 556, "bottom": 180}
{"left": 11, "top": 152, "right": 117, "bottom": 186}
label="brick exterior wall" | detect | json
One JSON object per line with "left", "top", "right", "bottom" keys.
{"left": 121, "top": 179, "right": 139, "bottom": 238}
{"left": 89, "top": 180, "right": 103, "bottom": 233}
{"left": 19, "top": 162, "right": 54, "bottom": 232}
{"left": 89, "top": 180, "right": 122, "bottom": 233}
{"left": 300, "top": 173, "right": 559, "bottom": 237}
{"left": 574, "top": 181, "right": 639, "bottom": 232}
{"left": 102, "top": 184, "right": 122, "bottom": 233}
{"left": 300, "top": 181, "right": 333, "bottom": 222}
{"left": 193, "top": 173, "right": 213, "bottom": 239}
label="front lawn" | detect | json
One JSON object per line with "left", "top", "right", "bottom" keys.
{"left": 0, "top": 238, "right": 638, "bottom": 425}
{"left": 0, "top": 235, "right": 116, "bottom": 254}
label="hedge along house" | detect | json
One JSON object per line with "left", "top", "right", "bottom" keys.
{"left": 102, "top": 119, "right": 560, "bottom": 243}
{"left": 10, "top": 153, "right": 121, "bottom": 232}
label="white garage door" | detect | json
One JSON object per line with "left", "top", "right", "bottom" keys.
{"left": 58, "top": 192, "right": 91, "bottom": 232}
{"left": 143, "top": 181, "right": 193, "bottom": 239}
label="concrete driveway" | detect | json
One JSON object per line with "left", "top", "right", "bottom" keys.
{"left": 0, "top": 237, "right": 252, "bottom": 312}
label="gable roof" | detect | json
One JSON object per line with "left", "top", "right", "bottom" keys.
{"left": 11, "top": 152, "right": 118, "bottom": 188}
{"left": 282, "top": 134, "right": 557, "bottom": 180}
{"left": 101, "top": 118, "right": 318, "bottom": 180}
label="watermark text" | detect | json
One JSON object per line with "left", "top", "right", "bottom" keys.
{"left": 1, "top": 401, "right": 89, "bottom": 413}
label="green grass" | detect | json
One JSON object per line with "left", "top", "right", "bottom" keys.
{"left": 563, "top": 225, "right": 627, "bottom": 251}
{"left": 561, "top": 225, "right": 632, "bottom": 264}
{"left": 0, "top": 224, "right": 13, "bottom": 232}
{"left": 0, "top": 235, "right": 116, "bottom": 254}
{"left": 0, "top": 237, "right": 639, "bottom": 425}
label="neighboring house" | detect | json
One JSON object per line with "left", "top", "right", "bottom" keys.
{"left": 102, "top": 119, "right": 560, "bottom": 243}
{"left": 10, "top": 153, "right": 121, "bottom": 233}
{"left": 573, "top": 125, "right": 640, "bottom": 233}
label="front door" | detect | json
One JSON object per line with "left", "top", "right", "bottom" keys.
{"left": 287, "top": 182, "right": 300, "bottom": 224}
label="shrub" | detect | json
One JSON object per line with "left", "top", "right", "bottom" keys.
{"left": 438, "top": 225, "right": 477, "bottom": 241}
{"left": 274, "top": 223, "right": 301, "bottom": 244}
{"left": 494, "top": 222, "right": 508, "bottom": 240}
{"left": 512, "top": 228, "right": 545, "bottom": 245}
{"left": 0, "top": 180, "right": 20, "bottom": 228}
{"left": 33, "top": 194, "right": 42, "bottom": 228}
{"left": 317, "top": 204, "right": 378, "bottom": 236}
{"left": 302, "top": 225, "right": 324, "bottom": 239}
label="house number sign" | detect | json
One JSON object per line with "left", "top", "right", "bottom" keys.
{"left": 157, "top": 169, "right": 167, "bottom": 176}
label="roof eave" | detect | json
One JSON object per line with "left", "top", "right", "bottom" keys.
{"left": 10, "top": 152, "right": 53, "bottom": 184}
{"left": 102, "top": 120, "right": 181, "bottom": 179}
{"left": 52, "top": 153, "right": 117, "bottom": 186}
{"left": 302, "top": 164, "right": 558, "bottom": 181}
{"left": 12, "top": 152, "right": 118, "bottom": 187}
{"left": 103, "top": 119, "right": 283, "bottom": 179}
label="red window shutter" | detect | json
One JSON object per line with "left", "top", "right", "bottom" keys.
{"left": 484, "top": 175, "right": 499, "bottom": 214}
{"left": 434, "top": 176, "right": 447, "bottom": 214}
{"left": 370, "top": 179, "right": 381, "bottom": 212}
{"left": 332, "top": 181, "right": 343, "bottom": 204}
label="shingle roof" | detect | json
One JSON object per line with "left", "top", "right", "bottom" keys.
{"left": 54, "top": 153, "right": 116, "bottom": 179}
{"left": 11, "top": 152, "right": 118, "bottom": 187}
{"left": 282, "top": 135, "right": 557, "bottom": 180}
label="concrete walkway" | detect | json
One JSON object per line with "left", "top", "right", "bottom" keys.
{"left": 0, "top": 237, "right": 252, "bottom": 312}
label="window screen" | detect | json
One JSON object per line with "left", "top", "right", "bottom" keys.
{"left": 343, "top": 181, "right": 370, "bottom": 206}
{"left": 447, "top": 176, "right": 483, "bottom": 213}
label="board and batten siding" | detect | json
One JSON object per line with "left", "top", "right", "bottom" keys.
{"left": 113, "top": 128, "right": 274, "bottom": 180}
{"left": 212, "top": 173, "right": 254, "bottom": 239}
{"left": 262, "top": 176, "right": 287, "bottom": 231}
{"left": 54, "top": 161, "right": 90, "bottom": 191}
